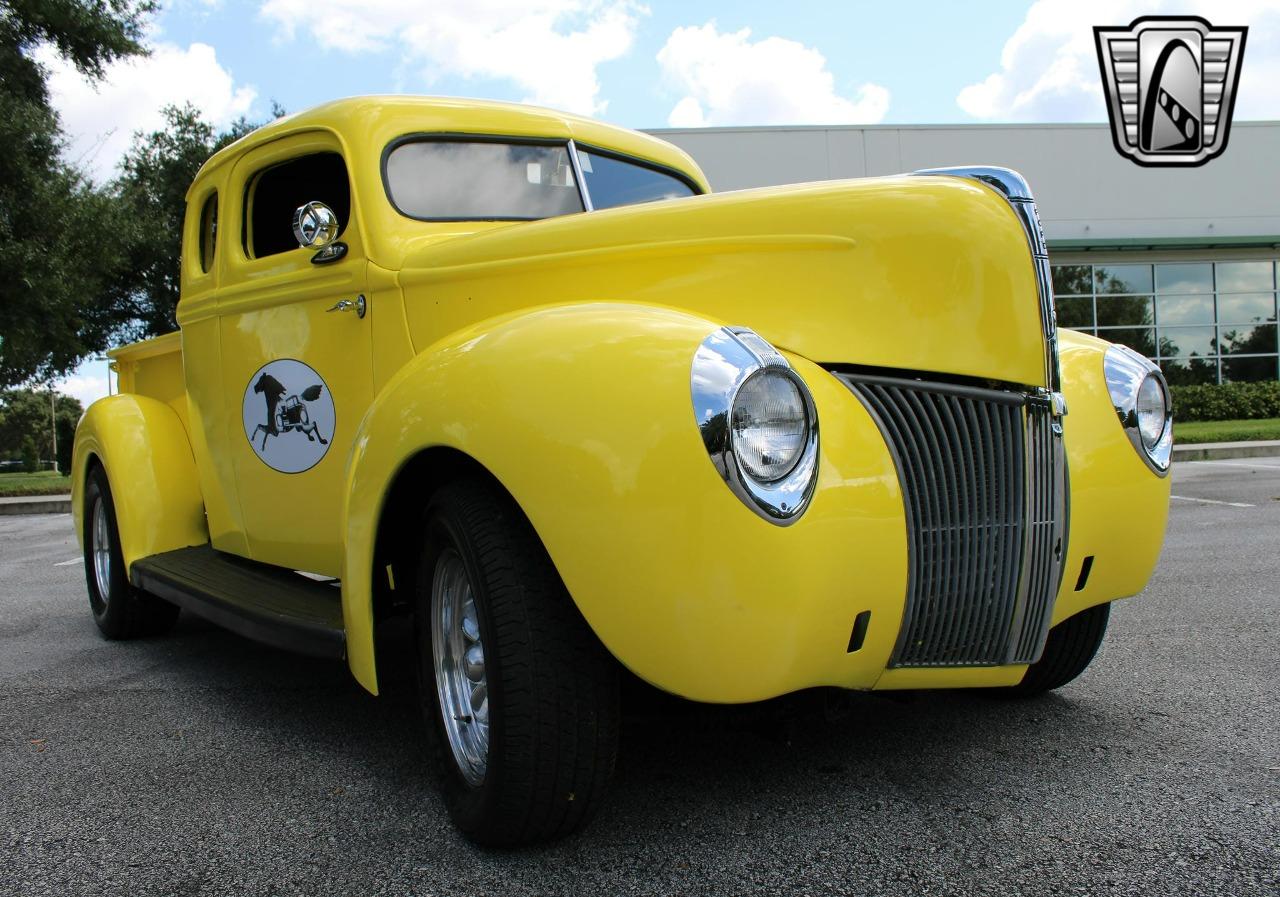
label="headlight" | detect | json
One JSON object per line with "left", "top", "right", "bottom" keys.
{"left": 1104, "top": 345, "right": 1172, "bottom": 475}
{"left": 691, "top": 327, "right": 819, "bottom": 523}
{"left": 732, "top": 370, "right": 808, "bottom": 482}
{"left": 1135, "top": 374, "right": 1168, "bottom": 451}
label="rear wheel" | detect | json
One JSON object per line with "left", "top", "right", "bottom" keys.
{"left": 1006, "top": 602, "right": 1111, "bottom": 696}
{"left": 83, "top": 465, "right": 179, "bottom": 639}
{"left": 415, "top": 479, "right": 619, "bottom": 846}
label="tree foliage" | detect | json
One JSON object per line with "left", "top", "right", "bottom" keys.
{"left": 0, "top": 2, "right": 276, "bottom": 389}
{"left": 0, "top": 0, "right": 154, "bottom": 387}
{"left": 0, "top": 387, "right": 83, "bottom": 471}
{"left": 106, "top": 104, "right": 260, "bottom": 336}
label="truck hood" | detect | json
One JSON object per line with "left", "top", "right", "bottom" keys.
{"left": 395, "top": 176, "right": 1049, "bottom": 387}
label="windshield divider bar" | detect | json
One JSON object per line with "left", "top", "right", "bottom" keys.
{"left": 567, "top": 139, "right": 593, "bottom": 212}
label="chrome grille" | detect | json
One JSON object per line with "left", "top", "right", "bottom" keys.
{"left": 840, "top": 374, "right": 1066, "bottom": 667}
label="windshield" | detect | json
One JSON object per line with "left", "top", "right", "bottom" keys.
{"left": 576, "top": 149, "right": 697, "bottom": 209}
{"left": 385, "top": 140, "right": 584, "bottom": 220}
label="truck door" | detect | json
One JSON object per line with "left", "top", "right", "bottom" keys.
{"left": 218, "top": 132, "right": 373, "bottom": 577}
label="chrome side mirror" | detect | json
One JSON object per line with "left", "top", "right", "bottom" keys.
{"left": 292, "top": 201, "right": 339, "bottom": 249}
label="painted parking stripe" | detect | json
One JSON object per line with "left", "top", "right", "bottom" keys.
{"left": 1170, "top": 495, "right": 1255, "bottom": 508}
{"left": 1190, "top": 459, "right": 1280, "bottom": 470}
{"left": 53, "top": 557, "right": 82, "bottom": 567}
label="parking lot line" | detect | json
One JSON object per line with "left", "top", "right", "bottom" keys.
{"left": 53, "top": 557, "right": 82, "bottom": 567}
{"left": 1170, "top": 495, "right": 1255, "bottom": 508}
{"left": 1190, "top": 459, "right": 1280, "bottom": 470}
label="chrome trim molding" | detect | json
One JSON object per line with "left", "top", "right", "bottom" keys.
{"left": 566, "top": 139, "right": 594, "bottom": 212}
{"left": 835, "top": 372, "right": 1067, "bottom": 667}
{"left": 911, "top": 166, "right": 1064, "bottom": 403}
{"left": 1104, "top": 344, "right": 1173, "bottom": 476}
{"left": 1008, "top": 391, "right": 1069, "bottom": 664}
{"left": 691, "top": 327, "right": 820, "bottom": 524}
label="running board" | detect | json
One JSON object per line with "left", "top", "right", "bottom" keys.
{"left": 130, "top": 545, "right": 345, "bottom": 659}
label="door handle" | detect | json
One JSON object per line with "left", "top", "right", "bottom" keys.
{"left": 327, "top": 294, "right": 366, "bottom": 319}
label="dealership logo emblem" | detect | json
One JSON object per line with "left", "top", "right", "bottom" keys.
{"left": 1094, "top": 16, "right": 1247, "bottom": 167}
{"left": 241, "top": 359, "right": 335, "bottom": 474}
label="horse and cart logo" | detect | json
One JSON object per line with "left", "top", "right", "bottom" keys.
{"left": 241, "top": 359, "right": 336, "bottom": 473}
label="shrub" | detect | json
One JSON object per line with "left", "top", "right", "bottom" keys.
{"left": 1168, "top": 381, "right": 1280, "bottom": 422}
{"left": 21, "top": 437, "right": 39, "bottom": 473}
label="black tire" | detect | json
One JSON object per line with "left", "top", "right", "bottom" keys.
{"left": 82, "top": 464, "right": 180, "bottom": 639}
{"left": 414, "top": 479, "right": 619, "bottom": 846}
{"left": 1005, "top": 602, "right": 1110, "bottom": 697}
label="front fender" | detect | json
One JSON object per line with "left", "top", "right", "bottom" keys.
{"left": 343, "top": 302, "right": 909, "bottom": 699}
{"left": 72, "top": 395, "right": 208, "bottom": 571}
{"left": 1054, "top": 330, "right": 1172, "bottom": 623}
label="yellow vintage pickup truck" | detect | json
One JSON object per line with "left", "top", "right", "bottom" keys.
{"left": 72, "top": 96, "right": 1171, "bottom": 845}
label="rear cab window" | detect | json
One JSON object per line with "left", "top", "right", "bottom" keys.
{"left": 198, "top": 193, "right": 218, "bottom": 273}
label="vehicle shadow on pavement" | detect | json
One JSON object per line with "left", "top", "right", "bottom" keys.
{"left": 25, "top": 607, "right": 1228, "bottom": 897}
{"left": 143, "top": 611, "right": 1133, "bottom": 856}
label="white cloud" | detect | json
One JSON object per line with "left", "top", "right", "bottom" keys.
{"left": 958, "top": 0, "right": 1280, "bottom": 122}
{"left": 656, "top": 22, "right": 890, "bottom": 127}
{"left": 258, "top": 0, "right": 644, "bottom": 115}
{"left": 55, "top": 359, "right": 113, "bottom": 410}
{"left": 43, "top": 42, "right": 257, "bottom": 182}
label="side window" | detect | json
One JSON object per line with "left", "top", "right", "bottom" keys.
{"left": 245, "top": 152, "right": 350, "bottom": 258}
{"left": 576, "top": 149, "right": 697, "bottom": 210}
{"left": 198, "top": 193, "right": 218, "bottom": 273}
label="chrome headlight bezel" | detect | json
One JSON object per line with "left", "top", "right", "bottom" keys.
{"left": 1103, "top": 344, "right": 1173, "bottom": 476}
{"left": 691, "top": 327, "right": 820, "bottom": 524}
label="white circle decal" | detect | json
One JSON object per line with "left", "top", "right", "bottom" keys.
{"left": 241, "top": 359, "right": 336, "bottom": 474}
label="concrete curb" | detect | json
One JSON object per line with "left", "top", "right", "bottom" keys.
{"left": 1173, "top": 440, "right": 1280, "bottom": 462}
{"left": 0, "top": 495, "right": 72, "bottom": 516}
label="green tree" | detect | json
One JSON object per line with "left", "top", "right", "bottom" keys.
{"left": 0, "top": 0, "right": 155, "bottom": 387}
{"left": 0, "top": 387, "right": 83, "bottom": 471}
{"left": 106, "top": 103, "right": 263, "bottom": 336}
{"left": 21, "top": 436, "right": 39, "bottom": 473}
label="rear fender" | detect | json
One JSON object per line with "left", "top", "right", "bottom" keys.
{"left": 72, "top": 395, "right": 208, "bottom": 571}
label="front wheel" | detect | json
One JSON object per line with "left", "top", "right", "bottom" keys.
{"left": 1005, "top": 602, "right": 1111, "bottom": 696}
{"left": 415, "top": 479, "right": 619, "bottom": 846}
{"left": 82, "top": 464, "right": 179, "bottom": 639}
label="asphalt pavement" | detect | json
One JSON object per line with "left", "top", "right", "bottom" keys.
{"left": 2, "top": 459, "right": 1278, "bottom": 896}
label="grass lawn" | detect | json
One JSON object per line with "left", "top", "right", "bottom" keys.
{"left": 0, "top": 470, "right": 73, "bottom": 497}
{"left": 1173, "top": 418, "right": 1280, "bottom": 445}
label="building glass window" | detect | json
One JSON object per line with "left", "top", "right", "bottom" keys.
{"left": 1216, "top": 261, "right": 1274, "bottom": 293}
{"left": 1096, "top": 295, "right": 1153, "bottom": 327}
{"left": 1095, "top": 264, "right": 1153, "bottom": 294}
{"left": 1052, "top": 265, "right": 1092, "bottom": 296}
{"left": 1157, "top": 294, "right": 1214, "bottom": 326}
{"left": 1052, "top": 259, "right": 1280, "bottom": 383}
{"left": 1217, "top": 293, "right": 1275, "bottom": 323}
{"left": 1056, "top": 296, "right": 1093, "bottom": 329}
{"left": 1155, "top": 263, "right": 1213, "bottom": 293}
{"left": 1099, "top": 327, "right": 1156, "bottom": 357}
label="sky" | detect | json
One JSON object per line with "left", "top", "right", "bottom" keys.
{"left": 46, "top": 0, "right": 1280, "bottom": 407}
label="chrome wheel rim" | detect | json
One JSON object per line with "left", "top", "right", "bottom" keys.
{"left": 91, "top": 496, "right": 112, "bottom": 602}
{"left": 431, "top": 549, "right": 488, "bottom": 786}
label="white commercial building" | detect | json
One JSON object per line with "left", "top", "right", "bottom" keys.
{"left": 651, "top": 122, "right": 1280, "bottom": 384}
